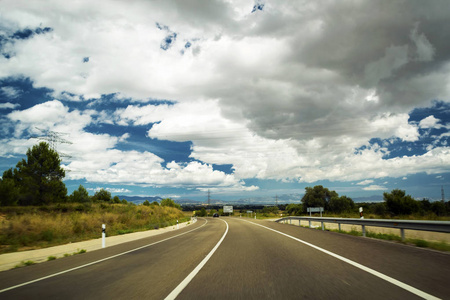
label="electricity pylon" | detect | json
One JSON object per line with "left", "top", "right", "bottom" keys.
{"left": 30, "top": 127, "right": 73, "bottom": 159}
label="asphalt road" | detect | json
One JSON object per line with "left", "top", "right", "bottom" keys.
{"left": 0, "top": 217, "right": 449, "bottom": 299}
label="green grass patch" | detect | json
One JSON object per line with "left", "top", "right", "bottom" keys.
{"left": 73, "top": 249, "right": 86, "bottom": 255}
{"left": 366, "top": 231, "right": 402, "bottom": 242}
{"left": 412, "top": 239, "right": 429, "bottom": 248}
{"left": 15, "top": 260, "right": 36, "bottom": 268}
{"left": 47, "top": 256, "right": 57, "bottom": 261}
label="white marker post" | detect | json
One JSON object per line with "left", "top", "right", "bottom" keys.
{"left": 359, "top": 207, "right": 364, "bottom": 219}
{"left": 102, "top": 224, "right": 106, "bottom": 248}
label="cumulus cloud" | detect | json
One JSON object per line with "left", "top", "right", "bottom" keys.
{"left": 363, "top": 185, "right": 387, "bottom": 191}
{"left": 2, "top": 99, "right": 257, "bottom": 192}
{"left": 0, "top": 0, "right": 449, "bottom": 192}
{"left": 419, "top": 115, "right": 441, "bottom": 129}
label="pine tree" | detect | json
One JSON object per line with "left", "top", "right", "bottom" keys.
{"left": 11, "top": 142, "right": 67, "bottom": 205}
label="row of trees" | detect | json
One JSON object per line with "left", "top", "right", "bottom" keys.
{"left": 299, "top": 185, "right": 450, "bottom": 217}
{"left": 301, "top": 185, "right": 355, "bottom": 214}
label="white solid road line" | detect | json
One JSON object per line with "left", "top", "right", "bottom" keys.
{"left": 243, "top": 219, "right": 440, "bottom": 300}
{"left": 165, "top": 218, "right": 229, "bottom": 300}
{"left": 0, "top": 219, "right": 209, "bottom": 294}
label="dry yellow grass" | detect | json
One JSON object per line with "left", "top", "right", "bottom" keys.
{"left": 0, "top": 203, "right": 186, "bottom": 253}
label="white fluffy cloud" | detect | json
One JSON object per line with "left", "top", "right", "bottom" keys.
{"left": 3, "top": 99, "right": 256, "bottom": 192}
{"left": 419, "top": 115, "right": 441, "bottom": 129}
{"left": 363, "top": 185, "right": 387, "bottom": 191}
{"left": 115, "top": 99, "right": 449, "bottom": 183}
{"left": 1, "top": 0, "right": 449, "bottom": 193}
{"left": 357, "top": 180, "right": 374, "bottom": 186}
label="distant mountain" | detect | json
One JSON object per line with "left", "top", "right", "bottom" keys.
{"left": 117, "top": 195, "right": 162, "bottom": 204}
{"left": 352, "top": 195, "right": 384, "bottom": 203}
{"left": 175, "top": 198, "right": 202, "bottom": 205}
{"left": 117, "top": 195, "right": 201, "bottom": 205}
{"left": 117, "top": 194, "right": 385, "bottom": 205}
{"left": 233, "top": 193, "right": 303, "bottom": 205}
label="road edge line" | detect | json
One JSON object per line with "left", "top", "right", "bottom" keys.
{"left": 165, "top": 218, "right": 229, "bottom": 300}
{"left": 242, "top": 219, "right": 440, "bottom": 300}
{"left": 0, "top": 219, "right": 209, "bottom": 294}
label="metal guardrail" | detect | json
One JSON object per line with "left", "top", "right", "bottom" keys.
{"left": 276, "top": 216, "right": 450, "bottom": 241}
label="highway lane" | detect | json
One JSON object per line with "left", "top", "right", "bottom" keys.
{"left": 177, "top": 218, "right": 449, "bottom": 299}
{"left": 1, "top": 217, "right": 449, "bottom": 299}
{"left": 0, "top": 218, "right": 227, "bottom": 300}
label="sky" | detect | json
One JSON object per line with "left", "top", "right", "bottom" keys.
{"left": 0, "top": 0, "right": 449, "bottom": 203}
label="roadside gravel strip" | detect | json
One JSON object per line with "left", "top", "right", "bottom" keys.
{"left": 0, "top": 220, "right": 195, "bottom": 272}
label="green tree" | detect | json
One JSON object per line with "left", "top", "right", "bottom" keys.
{"left": 142, "top": 200, "right": 151, "bottom": 206}
{"left": 70, "top": 185, "right": 90, "bottom": 203}
{"left": 93, "top": 188, "right": 112, "bottom": 202}
{"left": 286, "top": 203, "right": 303, "bottom": 216}
{"left": 196, "top": 207, "right": 207, "bottom": 217}
{"left": 0, "top": 169, "right": 19, "bottom": 206}
{"left": 112, "top": 195, "right": 121, "bottom": 204}
{"left": 372, "top": 202, "right": 387, "bottom": 216}
{"left": 7, "top": 142, "right": 67, "bottom": 205}
{"left": 262, "top": 206, "right": 279, "bottom": 215}
{"left": 431, "top": 201, "right": 446, "bottom": 216}
{"left": 160, "top": 198, "right": 181, "bottom": 209}
{"left": 301, "top": 185, "right": 338, "bottom": 212}
{"left": 383, "top": 189, "right": 419, "bottom": 215}
{"left": 121, "top": 199, "right": 128, "bottom": 205}
{"left": 0, "top": 177, "right": 19, "bottom": 206}
{"left": 328, "top": 196, "right": 354, "bottom": 213}
{"left": 419, "top": 199, "right": 432, "bottom": 213}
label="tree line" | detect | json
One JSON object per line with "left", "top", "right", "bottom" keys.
{"left": 297, "top": 185, "right": 450, "bottom": 217}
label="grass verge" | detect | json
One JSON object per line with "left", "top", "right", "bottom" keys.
{"left": 0, "top": 203, "right": 187, "bottom": 254}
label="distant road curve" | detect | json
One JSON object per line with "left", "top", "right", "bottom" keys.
{"left": 0, "top": 217, "right": 448, "bottom": 299}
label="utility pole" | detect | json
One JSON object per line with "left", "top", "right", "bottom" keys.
{"left": 207, "top": 189, "right": 211, "bottom": 206}
{"left": 442, "top": 185, "right": 445, "bottom": 202}
{"left": 275, "top": 194, "right": 278, "bottom": 206}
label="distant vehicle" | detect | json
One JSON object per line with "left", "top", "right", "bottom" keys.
{"left": 213, "top": 213, "right": 219, "bottom": 217}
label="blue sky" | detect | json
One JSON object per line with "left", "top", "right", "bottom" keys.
{"left": 0, "top": 0, "right": 449, "bottom": 203}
